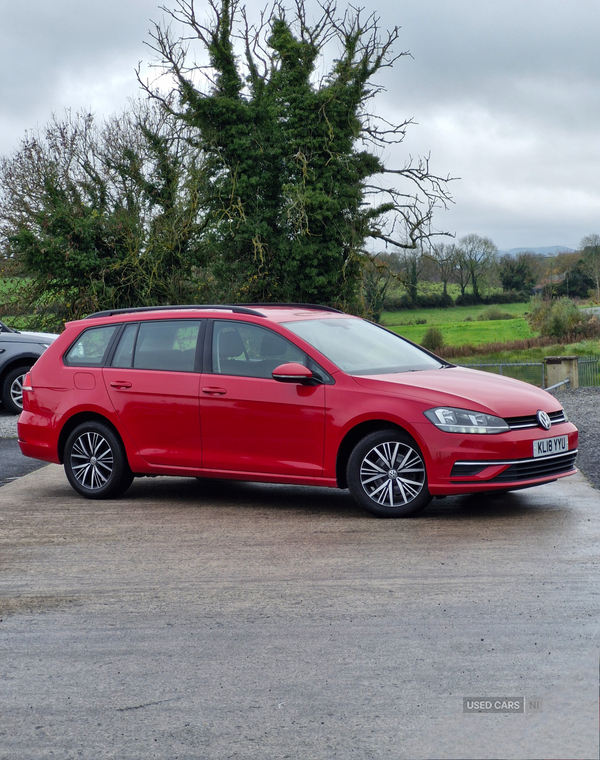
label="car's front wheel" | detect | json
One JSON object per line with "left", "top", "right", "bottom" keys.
{"left": 347, "top": 430, "right": 432, "bottom": 518}
{"left": 2, "top": 365, "right": 29, "bottom": 414}
{"left": 64, "top": 421, "right": 134, "bottom": 499}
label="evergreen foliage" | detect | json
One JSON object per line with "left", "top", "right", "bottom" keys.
{"left": 144, "top": 0, "right": 452, "bottom": 307}
{"left": 1, "top": 0, "right": 452, "bottom": 325}
{"left": 580, "top": 234, "right": 600, "bottom": 301}
{"left": 498, "top": 252, "right": 536, "bottom": 294}
{"left": 0, "top": 106, "right": 208, "bottom": 329}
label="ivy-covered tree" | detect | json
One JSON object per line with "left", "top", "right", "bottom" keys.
{"left": 143, "top": 0, "right": 452, "bottom": 307}
{"left": 0, "top": 103, "right": 208, "bottom": 329}
{"left": 395, "top": 246, "right": 427, "bottom": 308}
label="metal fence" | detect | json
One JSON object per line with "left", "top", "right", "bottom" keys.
{"left": 456, "top": 362, "right": 545, "bottom": 387}
{"left": 457, "top": 356, "right": 600, "bottom": 389}
{"left": 578, "top": 356, "right": 600, "bottom": 387}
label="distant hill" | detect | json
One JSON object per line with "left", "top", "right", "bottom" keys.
{"left": 499, "top": 246, "right": 576, "bottom": 257}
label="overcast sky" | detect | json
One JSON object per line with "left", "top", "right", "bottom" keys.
{"left": 1, "top": 0, "right": 598, "bottom": 250}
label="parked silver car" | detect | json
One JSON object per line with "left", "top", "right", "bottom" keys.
{"left": 0, "top": 321, "right": 59, "bottom": 414}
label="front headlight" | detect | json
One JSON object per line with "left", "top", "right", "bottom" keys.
{"left": 424, "top": 407, "right": 509, "bottom": 434}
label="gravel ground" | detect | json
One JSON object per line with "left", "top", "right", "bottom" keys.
{"left": 555, "top": 387, "right": 600, "bottom": 489}
{"left": 0, "top": 410, "right": 18, "bottom": 439}
{"left": 1, "top": 387, "right": 598, "bottom": 488}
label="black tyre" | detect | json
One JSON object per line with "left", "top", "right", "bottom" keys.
{"left": 347, "top": 430, "right": 432, "bottom": 518}
{"left": 2, "top": 365, "right": 29, "bottom": 414}
{"left": 64, "top": 421, "right": 134, "bottom": 499}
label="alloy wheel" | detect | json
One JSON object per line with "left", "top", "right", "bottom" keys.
{"left": 359, "top": 439, "right": 426, "bottom": 508}
{"left": 10, "top": 373, "right": 25, "bottom": 411}
{"left": 70, "top": 431, "right": 115, "bottom": 491}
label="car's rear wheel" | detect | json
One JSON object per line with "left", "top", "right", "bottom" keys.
{"left": 64, "top": 421, "right": 133, "bottom": 499}
{"left": 2, "top": 365, "right": 29, "bottom": 414}
{"left": 347, "top": 430, "right": 432, "bottom": 517}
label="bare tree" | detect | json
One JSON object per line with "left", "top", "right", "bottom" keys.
{"left": 428, "top": 242, "right": 458, "bottom": 297}
{"left": 456, "top": 234, "right": 498, "bottom": 300}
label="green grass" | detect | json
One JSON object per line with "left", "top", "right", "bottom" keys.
{"left": 0, "top": 277, "right": 31, "bottom": 330}
{"left": 382, "top": 301, "right": 530, "bottom": 326}
{"left": 392, "top": 318, "right": 534, "bottom": 346}
{"left": 381, "top": 302, "right": 533, "bottom": 346}
{"left": 381, "top": 299, "right": 600, "bottom": 363}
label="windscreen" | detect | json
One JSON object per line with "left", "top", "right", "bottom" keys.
{"left": 282, "top": 318, "right": 443, "bottom": 375}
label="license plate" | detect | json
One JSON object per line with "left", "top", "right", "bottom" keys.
{"left": 533, "top": 435, "right": 568, "bottom": 458}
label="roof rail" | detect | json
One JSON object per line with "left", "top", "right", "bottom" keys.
{"left": 239, "top": 303, "right": 343, "bottom": 313}
{"left": 85, "top": 304, "right": 267, "bottom": 319}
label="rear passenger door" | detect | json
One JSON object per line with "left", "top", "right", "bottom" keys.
{"left": 103, "top": 319, "right": 204, "bottom": 468}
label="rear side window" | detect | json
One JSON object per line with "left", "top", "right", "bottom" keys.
{"left": 111, "top": 320, "right": 202, "bottom": 372}
{"left": 65, "top": 325, "right": 118, "bottom": 367}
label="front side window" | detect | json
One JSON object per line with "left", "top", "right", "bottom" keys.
{"left": 111, "top": 320, "right": 202, "bottom": 372}
{"left": 212, "top": 321, "right": 306, "bottom": 378}
{"left": 65, "top": 325, "right": 118, "bottom": 367}
{"left": 282, "top": 317, "right": 443, "bottom": 375}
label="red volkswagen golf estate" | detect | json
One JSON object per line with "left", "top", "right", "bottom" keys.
{"left": 18, "top": 304, "right": 578, "bottom": 517}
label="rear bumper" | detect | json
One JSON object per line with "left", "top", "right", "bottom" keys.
{"left": 18, "top": 412, "right": 61, "bottom": 464}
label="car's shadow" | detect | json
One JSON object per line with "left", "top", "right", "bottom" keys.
{"left": 113, "top": 474, "right": 562, "bottom": 523}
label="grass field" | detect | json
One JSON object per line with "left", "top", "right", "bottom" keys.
{"left": 381, "top": 302, "right": 533, "bottom": 346}
{"left": 385, "top": 318, "right": 534, "bottom": 346}
{"left": 0, "top": 277, "right": 26, "bottom": 326}
{"left": 381, "top": 301, "right": 600, "bottom": 361}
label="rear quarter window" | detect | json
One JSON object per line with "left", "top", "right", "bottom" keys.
{"left": 64, "top": 325, "right": 118, "bottom": 367}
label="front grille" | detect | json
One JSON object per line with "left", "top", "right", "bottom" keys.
{"left": 505, "top": 410, "right": 567, "bottom": 430}
{"left": 489, "top": 451, "right": 577, "bottom": 483}
{"left": 451, "top": 450, "right": 578, "bottom": 483}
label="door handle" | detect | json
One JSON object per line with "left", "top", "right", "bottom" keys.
{"left": 202, "top": 387, "right": 227, "bottom": 396}
{"left": 110, "top": 381, "right": 132, "bottom": 389}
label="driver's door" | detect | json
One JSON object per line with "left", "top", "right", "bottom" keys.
{"left": 199, "top": 321, "right": 325, "bottom": 476}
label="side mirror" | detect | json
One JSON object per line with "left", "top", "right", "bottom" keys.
{"left": 272, "top": 362, "right": 314, "bottom": 384}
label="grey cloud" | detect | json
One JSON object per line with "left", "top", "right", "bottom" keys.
{"left": 0, "top": 0, "right": 161, "bottom": 115}
{"left": 0, "top": 0, "right": 598, "bottom": 248}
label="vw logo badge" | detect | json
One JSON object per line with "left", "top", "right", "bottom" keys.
{"left": 537, "top": 410, "right": 552, "bottom": 430}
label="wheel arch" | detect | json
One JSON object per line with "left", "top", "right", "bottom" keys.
{"left": 57, "top": 412, "right": 125, "bottom": 465}
{"left": 0, "top": 356, "right": 37, "bottom": 387}
{"left": 336, "top": 420, "right": 410, "bottom": 489}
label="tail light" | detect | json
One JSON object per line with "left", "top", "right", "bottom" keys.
{"left": 22, "top": 372, "right": 33, "bottom": 392}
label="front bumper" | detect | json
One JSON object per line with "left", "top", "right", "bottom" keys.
{"left": 450, "top": 449, "right": 578, "bottom": 483}
{"left": 411, "top": 420, "right": 579, "bottom": 495}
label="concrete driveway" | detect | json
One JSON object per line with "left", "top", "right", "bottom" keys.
{"left": 0, "top": 465, "right": 599, "bottom": 760}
